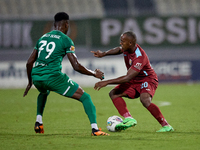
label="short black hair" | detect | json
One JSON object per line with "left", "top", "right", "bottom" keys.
{"left": 54, "top": 12, "right": 69, "bottom": 22}
{"left": 123, "top": 31, "right": 137, "bottom": 41}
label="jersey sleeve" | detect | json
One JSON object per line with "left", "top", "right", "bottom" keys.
{"left": 63, "top": 37, "right": 75, "bottom": 54}
{"left": 131, "top": 56, "right": 146, "bottom": 72}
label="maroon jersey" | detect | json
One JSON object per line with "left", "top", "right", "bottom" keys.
{"left": 123, "top": 44, "right": 158, "bottom": 83}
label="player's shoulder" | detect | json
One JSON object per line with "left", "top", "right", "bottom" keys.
{"left": 136, "top": 44, "right": 144, "bottom": 51}
{"left": 56, "top": 31, "right": 73, "bottom": 43}
{"left": 50, "top": 30, "right": 74, "bottom": 45}
{"left": 136, "top": 44, "right": 147, "bottom": 55}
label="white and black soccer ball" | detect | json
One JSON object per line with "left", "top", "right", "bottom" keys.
{"left": 106, "top": 115, "right": 123, "bottom": 132}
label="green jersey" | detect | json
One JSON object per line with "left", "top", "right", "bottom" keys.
{"left": 32, "top": 30, "right": 75, "bottom": 81}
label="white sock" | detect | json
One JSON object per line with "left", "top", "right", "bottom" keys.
{"left": 125, "top": 116, "right": 133, "bottom": 119}
{"left": 36, "top": 115, "right": 43, "bottom": 124}
{"left": 91, "top": 123, "right": 98, "bottom": 130}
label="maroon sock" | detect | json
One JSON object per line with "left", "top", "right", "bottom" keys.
{"left": 147, "top": 103, "right": 169, "bottom": 126}
{"left": 112, "top": 97, "right": 132, "bottom": 118}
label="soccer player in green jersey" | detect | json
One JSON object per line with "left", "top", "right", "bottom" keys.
{"left": 23, "top": 12, "right": 109, "bottom": 136}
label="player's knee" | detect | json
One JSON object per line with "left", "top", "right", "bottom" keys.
{"left": 109, "top": 89, "right": 126, "bottom": 100}
{"left": 39, "top": 90, "right": 50, "bottom": 95}
{"left": 39, "top": 90, "right": 50, "bottom": 96}
{"left": 109, "top": 90, "right": 115, "bottom": 99}
{"left": 79, "top": 92, "right": 91, "bottom": 102}
{"left": 140, "top": 93, "right": 151, "bottom": 108}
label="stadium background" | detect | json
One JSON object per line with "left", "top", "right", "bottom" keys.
{"left": 0, "top": 0, "right": 200, "bottom": 88}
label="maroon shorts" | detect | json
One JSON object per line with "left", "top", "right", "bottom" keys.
{"left": 114, "top": 79, "right": 158, "bottom": 99}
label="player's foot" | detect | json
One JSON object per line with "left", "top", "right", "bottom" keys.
{"left": 156, "top": 125, "right": 174, "bottom": 132}
{"left": 91, "top": 128, "right": 110, "bottom": 136}
{"left": 34, "top": 122, "right": 44, "bottom": 134}
{"left": 115, "top": 118, "right": 137, "bottom": 131}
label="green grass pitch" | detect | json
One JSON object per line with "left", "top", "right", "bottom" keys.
{"left": 0, "top": 83, "right": 200, "bottom": 150}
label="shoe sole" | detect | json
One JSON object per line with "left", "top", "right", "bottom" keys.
{"left": 156, "top": 128, "right": 174, "bottom": 132}
{"left": 91, "top": 130, "right": 110, "bottom": 136}
{"left": 34, "top": 125, "right": 44, "bottom": 133}
{"left": 91, "top": 132, "right": 110, "bottom": 136}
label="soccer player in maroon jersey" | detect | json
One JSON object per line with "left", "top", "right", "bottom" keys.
{"left": 91, "top": 31, "right": 174, "bottom": 132}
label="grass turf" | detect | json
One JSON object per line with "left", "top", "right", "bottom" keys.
{"left": 0, "top": 83, "right": 200, "bottom": 150}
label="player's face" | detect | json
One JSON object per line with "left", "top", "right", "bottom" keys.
{"left": 120, "top": 34, "right": 131, "bottom": 51}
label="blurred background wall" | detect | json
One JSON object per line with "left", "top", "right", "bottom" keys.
{"left": 0, "top": 0, "right": 200, "bottom": 88}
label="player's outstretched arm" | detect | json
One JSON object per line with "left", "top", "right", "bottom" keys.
{"left": 91, "top": 46, "right": 123, "bottom": 58}
{"left": 67, "top": 53, "right": 104, "bottom": 80}
{"left": 23, "top": 49, "right": 38, "bottom": 97}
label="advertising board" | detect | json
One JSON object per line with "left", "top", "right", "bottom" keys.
{"left": 0, "top": 59, "right": 199, "bottom": 88}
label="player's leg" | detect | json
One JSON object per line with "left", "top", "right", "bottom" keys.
{"left": 71, "top": 87, "right": 109, "bottom": 136}
{"left": 50, "top": 74, "right": 109, "bottom": 136}
{"left": 33, "top": 81, "right": 50, "bottom": 133}
{"left": 139, "top": 81, "right": 174, "bottom": 132}
{"left": 109, "top": 83, "right": 137, "bottom": 131}
{"left": 109, "top": 88, "right": 132, "bottom": 118}
{"left": 71, "top": 87, "right": 98, "bottom": 128}
{"left": 140, "top": 92, "right": 169, "bottom": 125}
{"left": 36, "top": 91, "right": 50, "bottom": 122}
{"left": 50, "top": 75, "right": 97, "bottom": 128}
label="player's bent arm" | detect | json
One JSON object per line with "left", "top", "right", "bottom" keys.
{"left": 67, "top": 53, "right": 103, "bottom": 79}
{"left": 23, "top": 49, "right": 38, "bottom": 97}
{"left": 106, "top": 68, "right": 139, "bottom": 84}
{"left": 26, "top": 49, "right": 38, "bottom": 83}
{"left": 94, "top": 68, "right": 139, "bottom": 90}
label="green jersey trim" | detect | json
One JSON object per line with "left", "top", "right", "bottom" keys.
{"left": 66, "top": 51, "right": 75, "bottom": 53}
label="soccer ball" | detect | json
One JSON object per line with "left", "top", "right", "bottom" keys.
{"left": 106, "top": 115, "right": 123, "bottom": 132}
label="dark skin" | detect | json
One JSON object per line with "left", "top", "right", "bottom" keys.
{"left": 23, "top": 20, "right": 104, "bottom": 100}
{"left": 91, "top": 33, "right": 152, "bottom": 108}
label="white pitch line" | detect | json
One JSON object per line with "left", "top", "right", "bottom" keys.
{"left": 135, "top": 100, "right": 171, "bottom": 107}
{"left": 157, "top": 101, "right": 171, "bottom": 107}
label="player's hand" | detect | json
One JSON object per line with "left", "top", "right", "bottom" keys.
{"left": 23, "top": 82, "right": 32, "bottom": 97}
{"left": 94, "top": 81, "right": 108, "bottom": 91}
{"left": 91, "top": 50, "right": 105, "bottom": 58}
{"left": 94, "top": 69, "right": 104, "bottom": 80}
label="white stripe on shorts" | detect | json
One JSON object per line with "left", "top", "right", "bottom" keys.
{"left": 63, "top": 86, "right": 70, "bottom": 96}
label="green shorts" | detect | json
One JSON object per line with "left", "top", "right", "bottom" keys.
{"left": 33, "top": 73, "right": 79, "bottom": 97}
